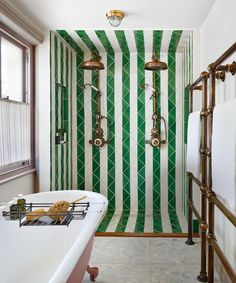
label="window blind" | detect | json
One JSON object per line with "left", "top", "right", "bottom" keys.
{"left": 0, "top": 99, "right": 31, "bottom": 171}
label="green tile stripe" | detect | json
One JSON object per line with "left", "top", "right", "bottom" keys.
{"left": 135, "top": 210, "right": 145, "bottom": 233}
{"left": 60, "top": 41, "right": 65, "bottom": 190}
{"left": 50, "top": 32, "right": 53, "bottom": 191}
{"left": 153, "top": 31, "right": 163, "bottom": 214}
{"left": 134, "top": 30, "right": 145, "bottom": 233}
{"left": 76, "top": 31, "right": 100, "bottom": 193}
{"left": 54, "top": 35, "right": 59, "bottom": 191}
{"left": 115, "top": 210, "right": 130, "bottom": 232}
{"left": 153, "top": 211, "right": 163, "bottom": 232}
{"left": 134, "top": 31, "right": 145, "bottom": 211}
{"left": 75, "top": 30, "right": 99, "bottom": 53}
{"left": 97, "top": 209, "right": 115, "bottom": 232}
{"left": 57, "top": 30, "right": 83, "bottom": 54}
{"left": 169, "top": 210, "right": 182, "bottom": 233}
{"left": 168, "top": 31, "right": 182, "bottom": 210}
{"left": 115, "top": 31, "right": 129, "bottom": 53}
{"left": 76, "top": 52, "right": 85, "bottom": 190}
{"left": 115, "top": 31, "right": 130, "bottom": 211}
{"left": 121, "top": 52, "right": 130, "bottom": 210}
{"left": 95, "top": 31, "right": 115, "bottom": 209}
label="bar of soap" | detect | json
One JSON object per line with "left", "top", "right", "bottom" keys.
{"left": 26, "top": 209, "right": 45, "bottom": 221}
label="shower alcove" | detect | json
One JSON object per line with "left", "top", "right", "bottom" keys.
{"left": 50, "top": 29, "right": 195, "bottom": 234}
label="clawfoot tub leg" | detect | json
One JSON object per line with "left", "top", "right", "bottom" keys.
{"left": 86, "top": 265, "right": 99, "bottom": 281}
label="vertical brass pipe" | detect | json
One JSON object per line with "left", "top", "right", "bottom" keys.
{"left": 97, "top": 70, "right": 101, "bottom": 129}
{"left": 186, "top": 174, "right": 195, "bottom": 245}
{"left": 197, "top": 71, "right": 209, "bottom": 282}
{"left": 153, "top": 71, "right": 157, "bottom": 116}
{"left": 186, "top": 87, "right": 194, "bottom": 246}
{"left": 207, "top": 64, "right": 216, "bottom": 283}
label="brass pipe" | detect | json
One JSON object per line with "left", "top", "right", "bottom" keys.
{"left": 153, "top": 71, "right": 157, "bottom": 116}
{"left": 210, "top": 194, "right": 236, "bottom": 227}
{"left": 187, "top": 172, "right": 236, "bottom": 227}
{"left": 188, "top": 200, "right": 201, "bottom": 222}
{"left": 208, "top": 237, "right": 236, "bottom": 283}
{"left": 197, "top": 71, "right": 209, "bottom": 283}
{"left": 186, "top": 176, "right": 195, "bottom": 245}
{"left": 207, "top": 65, "right": 216, "bottom": 283}
{"left": 209, "top": 42, "right": 236, "bottom": 70}
{"left": 189, "top": 76, "right": 202, "bottom": 90}
{"left": 187, "top": 172, "right": 202, "bottom": 187}
{"left": 97, "top": 70, "right": 101, "bottom": 129}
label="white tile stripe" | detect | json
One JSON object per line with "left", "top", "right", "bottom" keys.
{"left": 145, "top": 52, "right": 153, "bottom": 216}
{"left": 125, "top": 214, "right": 137, "bottom": 232}
{"left": 124, "top": 30, "right": 137, "bottom": 53}
{"left": 144, "top": 214, "right": 153, "bottom": 232}
{"left": 143, "top": 30, "right": 153, "bottom": 54}
{"left": 105, "top": 31, "right": 122, "bottom": 53}
{"left": 106, "top": 210, "right": 121, "bottom": 232}
{"left": 129, "top": 52, "right": 138, "bottom": 214}
{"left": 86, "top": 31, "right": 106, "bottom": 54}
{"left": 114, "top": 52, "right": 123, "bottom": 214}
{"left": 160, "top": 53, "right": 168, "bottom": 212}
{"left": 99, "top": 52, "right": 108, "bottom": 199}
{"left": 160, "top": 31, "right": 172, "bottom": 54}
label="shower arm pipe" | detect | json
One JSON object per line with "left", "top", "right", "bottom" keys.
{"left": 96, "top": 70, "right": 101, "bottom": 128}
{"left": 152, "top": 71, "right": 157, "bottom": 116}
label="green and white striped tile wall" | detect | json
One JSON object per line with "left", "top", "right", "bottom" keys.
{"left": 50, "top": 30, "right": 193, "bottom": 233}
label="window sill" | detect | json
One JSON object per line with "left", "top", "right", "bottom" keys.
{"left": 0, "top": 166, "right": 36, "bottom": 185}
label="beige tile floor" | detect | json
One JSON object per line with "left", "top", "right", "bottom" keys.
{"left": 83, "top": 237, "right": 221, "bottom": 283}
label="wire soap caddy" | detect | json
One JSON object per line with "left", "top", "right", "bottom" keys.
{"left": 2, "top": 202, "right": 90, "bottom": 227}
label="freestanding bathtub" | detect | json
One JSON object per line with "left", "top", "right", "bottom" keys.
{"left": 0, "top": 190, "right": 108, "bottom": 283}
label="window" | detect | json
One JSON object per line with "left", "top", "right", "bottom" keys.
{"left": 0, "top": 26, "right": 34, "bottom": 178}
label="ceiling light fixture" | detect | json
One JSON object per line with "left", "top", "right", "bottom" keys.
{"left": 106, "top": 10, "right": 124, "bottom": 27}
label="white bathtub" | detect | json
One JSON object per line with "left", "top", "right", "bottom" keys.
{"left": 0, "top": 190, "right": 108, "bottom": 283}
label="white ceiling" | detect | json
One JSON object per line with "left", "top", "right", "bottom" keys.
{"left": 9, "top": 0, "right": 216, "bottom": 30}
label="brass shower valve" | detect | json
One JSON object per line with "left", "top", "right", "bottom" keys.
{"left": 145, "top": 127, "right": 166, "bottom": 148}
{"left": 89, "top": 127, "right": 108, "bottom": 148}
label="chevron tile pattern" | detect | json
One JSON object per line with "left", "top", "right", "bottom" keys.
{"left": 50, "top": 30, "right": 193, "bottom": 234}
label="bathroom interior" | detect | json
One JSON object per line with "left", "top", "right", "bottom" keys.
{"left": 0, "top": 0, "right": 235, "bottom": 282}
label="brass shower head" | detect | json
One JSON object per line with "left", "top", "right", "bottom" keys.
{"left": 81, "top": 51, "right": 105, "bottom": 70}
{"left": 145, "top": 51, "right": 167, "bottom": 71}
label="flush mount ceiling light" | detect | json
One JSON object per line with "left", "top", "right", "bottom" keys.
{"left": 106, "top": 10, "right": 124, "bottom": 27}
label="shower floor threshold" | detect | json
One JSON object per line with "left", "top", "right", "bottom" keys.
{"left": 97, "top": 209, "right": 190, "bottom": 234}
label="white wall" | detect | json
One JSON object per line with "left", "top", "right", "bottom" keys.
{"left": 35, "top": 31, "right": 51, "bottom": 192}
{"left": 0, "top": 174, "right": 34, "bottom": 202}
{"left": 200, "top": 0, "right": 236, "bottom": 280}
{"left": 200, "top": 0, "right": 236, "bottom": 70}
